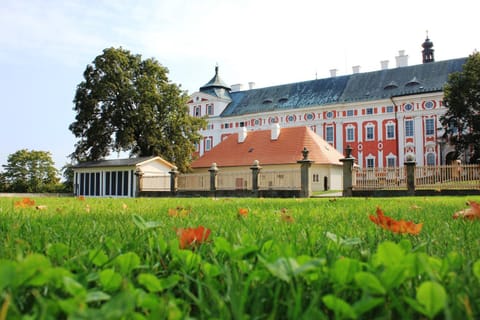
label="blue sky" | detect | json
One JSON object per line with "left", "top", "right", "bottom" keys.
{"left": 0, "top": 0, "right": 478, "bottom": 173}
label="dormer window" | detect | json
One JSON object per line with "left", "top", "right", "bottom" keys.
{"left": 278, "top": 97, "right": 288, "bottom": 103}
{"left": 262, "top": 98, "right": 273, "bottom": 104}
{"left": 383, "top": 81, "right": 398, "bottom": 90}
{"left": 405, "top": 77, "right": 421, "bottom": 87}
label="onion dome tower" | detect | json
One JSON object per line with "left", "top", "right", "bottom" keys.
{"left": 422, "top": 32, "right": 435, "bottom": 63}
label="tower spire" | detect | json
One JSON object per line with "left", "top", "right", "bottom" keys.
{"left": 422, "top": 31, "right": 435, "bottom": 63}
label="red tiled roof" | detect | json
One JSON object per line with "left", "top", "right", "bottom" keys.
{"left": 191, "top": 126, "right": 345, "bottom": 168}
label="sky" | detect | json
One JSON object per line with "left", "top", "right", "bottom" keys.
{"left": 0, "top": 0, "right": 478, "bottom": 174}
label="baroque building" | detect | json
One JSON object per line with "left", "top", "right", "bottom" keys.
{"left": 188, "top": 37, "right": 465, "bottom": 168}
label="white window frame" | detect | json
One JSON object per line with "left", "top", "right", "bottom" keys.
{"left": 205, "top": 137, "right": 212, "bottom": 151}
{"left": 366, "top": 156, "right": 375, "bottom": 168}
{"left": 405, "top": 120, "right": 414, "bottom": 137}
{"left": 346, "top": 126, "right": 355, "bottom": 142}
{"left": 425, "top": 118, "right": 435, "bottom": 136}
{"left": 325, "top": 126, "right": 334, "bottom": 144}
{"left": 207, "top": 104, "right": 214, "bottom": 116}
{"left": 365, "top": 124, "right": 375, "bottom": 141}
{"left": 386, "top": 156, "right": 396, "bottom": 168}
{"left": 426, "top": 153, "right": 436, "bottom": 166}
{"left": 386, "top": 122, "right": 395, "bottom": 140}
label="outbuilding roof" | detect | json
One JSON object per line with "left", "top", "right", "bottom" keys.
{"left": 191, "top": 126, "right": 344, "bottom": 168}
{"left": 73, "top": 156, "right": 174, "bottom": 169}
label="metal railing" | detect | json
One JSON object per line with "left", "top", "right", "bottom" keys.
{"left": 177, "top": 173, "right": 210, "bottom": 191}
{"left": 217, "top": 171, "right": 252, "bottom": 190}
{"left": 259, "top": 169, "right": 301, "bottom": 190}
{"left": 353, "top": 167, "right": 407, "bottom": 190}
{"left": 415, "top": 164, "right": 480, "bottom": 190}
{"left": 141, "top": 175, "right": 170, "bottom": 191}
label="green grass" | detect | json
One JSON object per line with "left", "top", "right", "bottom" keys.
{"left": 1, "top": 196, "right": 480, "bottom": 319}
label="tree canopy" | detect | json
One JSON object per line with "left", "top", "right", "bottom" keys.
{"left": 2, "top": 149, "right": 60, "bottom": 192}
{"left": 69, "top": 47, "right": 206, "bottom": 172}
{"left": 440, "top": 51, "right": 480, "bottom": 163}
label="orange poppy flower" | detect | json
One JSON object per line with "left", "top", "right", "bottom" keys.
{"left": 369, "top": 207, "right": 422, "bottom": 235}
{"left": 453, "top": 200, "right": 480, "bottom": 220}
{"left": 238, "top": 208, "right": 249, "bottom": 217}
{"left": 78, "top": 196, "right": 85, "bottom": 201}
{"left": 14, "top": 198, "right": 35, "bottom": 208}
{"left": 177, "top": 226, "right": 211, "bottom": 249}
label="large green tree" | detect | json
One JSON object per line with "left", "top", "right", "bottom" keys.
{"left": 440, "top": 51, "right": 480, "bottom": 163}
{"left": 2, "top": 149, "right": 60, "bottom": 192}
{"left": 69, "top": 47, "right": 206, "bottom": 172}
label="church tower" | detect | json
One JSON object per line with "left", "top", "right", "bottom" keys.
{"left": 422, "top": 33, "right": 435, "bottom": 63}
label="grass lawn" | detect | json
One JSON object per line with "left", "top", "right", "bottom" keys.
{"left": 1, "top": 196, "right": 480, "bottom": 319}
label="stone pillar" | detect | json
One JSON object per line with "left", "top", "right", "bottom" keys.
{"left": 297, "top": 147, "right": 314, "bottom": 198}
{"left": 208, "top": 163, "right": 219, "bottom": 196}
{"left": 340, "top": 145, "right": 355, "bottom": 197}
{"left": 134, "top": 168, "right": 144, "bottom": 197}
{"left": 405, "top": 158, "right": 416, "bottom": 196}
{"left": 169, "top": 166, "right": 179, "bottom": 196}
{"left": 250, "top": 160, "right": 262, "bottom": 197}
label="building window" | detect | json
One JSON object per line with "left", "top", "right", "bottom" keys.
{"left": 425, "top": 118, "right": 435, "bottom": 136}
{"left": 387, "top": 157, "right": 396, "bottom": 167}
{"left": 425, "top": 100, "right": 434, "bottom": 109}
{"left": 366, "top": 108, "right": 373, "bottom": 115}
{"left": 194, "top": 106, "right": 201, "bottom": 117}
{"left": 386, "top": 123, "right": 395, "bottom": 139}
{"left": 426, "top": 153, "right": 436, "bottom": 166}
{"left": 386, "top": 105, "right": 394, "bottom": 113}
{"left": 305, "top": 113, "right": 315, "bottom": 121}
{"left": 404, "top": 103, "right": 413, "bottom": 111}
{"left": 405, "top": 120, "right": 414, "bottom": 137}
{"left": 346, "top": 126, "right": 355, "bottom": 142}
{"left": 347, "top": 110, "right": 354, "bottom": 117}
{"left": 326, "top": 126, "right": 334, "bottom": 144}
{"left": 326, "top": 111, "right": 333, "bottom": 119}
{"left": 366, "top": 157, "right": 375, "bottom": 168}
{"left": 366, "top": 125, "right": 375, "bottom": 141}
{"left": 207, "top": 104, "right": 214, "bottom": 115}
{"left": 239, "top": 122, "right": 245, "bottom": 127}
{"left": 205, "top": 137, "right": 212, "bottom": 151}
{"left": 313, "top": 174, "right": 319, "bottom": 182}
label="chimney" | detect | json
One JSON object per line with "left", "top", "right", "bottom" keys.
{"left": 380, "top": 60, "right": 389, "bottom": 70}
{"left": 330, "top": 69, "right": 338, "bottom": 77}
{"left": 248, "top": 82, "right": 256, "bottom": 90}
{"left": 238, "top": 127, "right": 247, "bottom": 143}
{"left": 231, "top": 83, "right": 243, "bottom": 92}
{"left": 352, "top": 65, "right": 360, "bottom": 74}
{"left": 271, "top": 123, "right": 280, "bottom": 140}
{"left": 395, "top": 50, "right": 409, "bottom": 67}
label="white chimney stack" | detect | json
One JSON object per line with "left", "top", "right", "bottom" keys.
{"left": 395, "top": 50, "right": 409, "bottom": 67}
{"left": 238, "top": 126, "right": 247, "bottom": 143}
{"left": 271, "top": 123, "right": 280, "bottom": 140}
{"left": 248, "top": 82, "right": 256, "bottom": 90}
{"left": 352, "top": 65, "right": 361, "bottom": 74}
{"left": 330, "top": 69, "right": 338, "bottom": 77}
{"left": 231, "top": 83, "right": 243, "bottom": 92}
{"left": 380, "top": 60, "right": 389, "bottom": 70}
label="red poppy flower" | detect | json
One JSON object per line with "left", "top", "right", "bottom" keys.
{"left": 177, "top": 226, "right": 211, "bottom": 249}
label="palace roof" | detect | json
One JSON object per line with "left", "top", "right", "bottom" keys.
{"left": 218, "top": 57, "right": 466, "bottom": 117}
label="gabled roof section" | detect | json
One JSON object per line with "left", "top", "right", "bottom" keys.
{"left": 339, "top": 57, "right": 466, "bottom": 102}
{"left": 200, "top": 66, "right": 232, "bottom": 101}
{"left": 73, "top": 156, "right": 174, "bottom": 169}
{"left": 191, "top": 126, "right": 344, "bottom": 168}
{"left": 221, "top": 75, "right": 349, "bottom": 117}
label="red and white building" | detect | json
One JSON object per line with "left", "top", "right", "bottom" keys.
{"left": 188, "top": 37, "right": 465, "bottom": 168}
